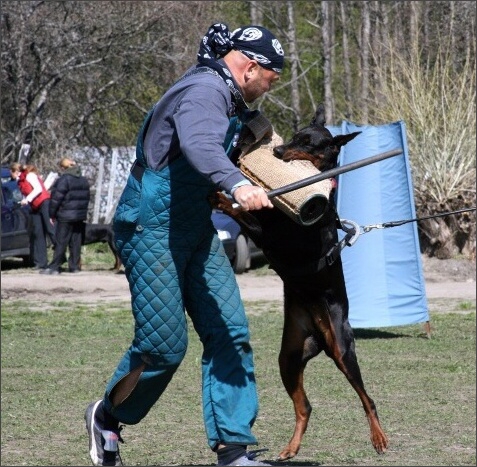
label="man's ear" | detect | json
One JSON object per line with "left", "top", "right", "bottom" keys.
{"left": 245, "top": 59, "right": 259, "bottom": 77}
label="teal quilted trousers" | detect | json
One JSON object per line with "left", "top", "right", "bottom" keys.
{"left": 106, "top": 156, "right": 259, "bottom": 449}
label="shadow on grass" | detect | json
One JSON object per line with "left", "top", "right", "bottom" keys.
{"left": 353, "top": 327, "right": 410, "bottom": 339}
{"left": 188, "top": 463, "right": 321, "bottom": 466}
{"left": 268, "top": 462, "right": 321, "bottom": 466}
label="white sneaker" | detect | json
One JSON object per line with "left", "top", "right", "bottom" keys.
{"left": 217, "top": 450, "right": 271, "bottom": 466}
{"left": 84, "top": 400, "right": 124, "bottom": 466}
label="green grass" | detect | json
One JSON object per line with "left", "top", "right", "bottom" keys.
{"left": 1, "top": 300, "right": 475, "bottom": 466}
{"left": 80, "top": 243, "right": 119, "bottom": 270}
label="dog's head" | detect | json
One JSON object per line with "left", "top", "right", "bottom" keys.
{"left": 273, "top": 103, "right": 361, "bottom": 172}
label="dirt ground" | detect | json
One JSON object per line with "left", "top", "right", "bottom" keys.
{"left": 1, "top": 255, "right": 475, "bottom": 304}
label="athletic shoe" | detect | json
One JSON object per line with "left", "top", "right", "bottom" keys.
{"left": 39, "top": 268, "right": 59, "bottom": 275}
{"left": 85, "top": 400, "right": 123, "bottom": 466}
{"left": 217, "top": 449, "right": 271, "bottom": 466}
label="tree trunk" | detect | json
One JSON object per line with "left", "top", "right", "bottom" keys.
{"left": 250, "top": 1, "right": 263, "bottom": 25}
{"left": 360, "top": 1, "right": 371, "bottom": 123}
{"left": 321, "top": 0, "right": 333, "bottom": 123}
{"left": 339, "top": 1, "right": 352, "bottom": 120}
{"left": 410, "top": 1, "right": 420, "bottom": 58}
{"left": 286, "top": 0, "right": 301, "bottom": 131}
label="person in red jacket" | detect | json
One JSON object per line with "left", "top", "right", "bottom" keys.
{"left": 17, "top": 164, "right": 56, "bottom": 269}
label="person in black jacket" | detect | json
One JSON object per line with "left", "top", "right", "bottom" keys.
{"left": 41, "top": 158, "right": 90, "bottom": 275}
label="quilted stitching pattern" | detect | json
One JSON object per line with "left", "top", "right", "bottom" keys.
{"left": 113, "top": 174, "right": 142, "bottom": 227}
{"left": 105, "top": 110, "right": 260, "bottom": 445}
{"left": 114, "top": 159, "right": 245, "bottom": 361}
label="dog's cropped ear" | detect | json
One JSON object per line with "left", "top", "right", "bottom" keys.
{"left": 332, "top": 131, "right": 361, "bottom": 149}
{"left": 311, "top": 103, "right": 326, "bottom": 128}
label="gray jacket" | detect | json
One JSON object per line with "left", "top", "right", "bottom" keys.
{"left": 143, "top": 65, "right": 247, "bottom": 194}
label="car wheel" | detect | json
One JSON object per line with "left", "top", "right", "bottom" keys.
{"left": 233, "top": 234, "right": 251, "bottom": 274}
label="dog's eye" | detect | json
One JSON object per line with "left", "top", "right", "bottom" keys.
{"left": 293, "top": 134, "right": 310, "bottom": 145}
{"left": 312, "top": 136, "right": 332, "bottom": 148}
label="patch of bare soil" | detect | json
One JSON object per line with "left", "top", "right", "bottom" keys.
{"left": 1, "top": 255, "right": 475, "bottom": 306}
{"left": 421, "top": 255, "right": 476, "bottom": 283}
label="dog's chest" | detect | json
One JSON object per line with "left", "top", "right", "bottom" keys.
{"left": 252, "top": 209, "right": 335, "bottom": 261}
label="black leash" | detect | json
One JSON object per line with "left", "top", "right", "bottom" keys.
{"left": 267, "top": 207, "right": 474, "bottom": 278}
{"left": 362, "top": 207, "right": 476, "bottom": 233}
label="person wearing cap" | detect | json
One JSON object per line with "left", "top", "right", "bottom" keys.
{"left": 84, "top": 22, "right": 284, "bottom": 467}
{"left": 41, "top": 157, "right": 90, "bottom": 274}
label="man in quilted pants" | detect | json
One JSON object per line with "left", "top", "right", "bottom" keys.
{"left": 85, "top": 23, "right": 284, "bottom": 466}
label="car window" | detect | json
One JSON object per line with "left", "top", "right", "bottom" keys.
{"left": 1, "top": 167, "right": 11, "bottom": 183}
{"left": 2, "top": 184, "right": 22, "bottom": 206}
{"left": 11, "top": 186, "right": 23, "bottom": 203}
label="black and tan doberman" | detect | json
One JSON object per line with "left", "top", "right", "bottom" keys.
{"left": 211, "top": 104, "right": 388, "bottom": 460}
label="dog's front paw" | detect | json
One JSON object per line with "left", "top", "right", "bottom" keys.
{"left": 277, "top": 445, "right": 299, "bottom": 461}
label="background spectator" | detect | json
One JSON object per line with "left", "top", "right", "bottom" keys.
{"left": 4, "top": 162, "right": 22, "bottom": 191}
{"left": 41, "top": 158, "right": 90, "bottom": 275}
{"left": 17, "top": 164, "right": 56, "bottom": 270}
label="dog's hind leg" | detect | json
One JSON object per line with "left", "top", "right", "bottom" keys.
{"left": 277, "top": 293, "right": 322, "bottom": 460}
{"left": 106, "top": 231, "right": 122, "bottom": 271}
{"left": 317, "top": 298, "right": 389, "bottom": 454}
{"left": 108, "top": 240, "right": 122, "bottom": 271}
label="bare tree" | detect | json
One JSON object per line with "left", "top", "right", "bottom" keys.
{"left": 249, "top": 0, "right": 263, "bottom": 25}
{"left": 2, "top": 0, "right": 475, "bottom": 254}
{"left": 321, "top": 0, "right": 333, "bottom": 123}
{"left": 339, "top": 1, "right": 353, "bottom": 120}
{"left": 410, "top": 1, "right": 421, "bottom": 56}
{"left": 286, "top": 0, "right": 301, "bottom": 131}
{"left": 360, "top": 0, "right": 371, "bottom": 123}
{"left": 1, "top": 1, "right": 214, "bottom": 170}
{"left": 423, "top": 1, "right": 431, "bottom": 53}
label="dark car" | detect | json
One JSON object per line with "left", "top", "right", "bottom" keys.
{"left": 1, "top": 166, "right": 11, "bottom": 183}
{"left": 1, "top": 181, "right": 33, "bottom": 265}
{"left": 211, "top": 209, "right": 264, "bottom": 274}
